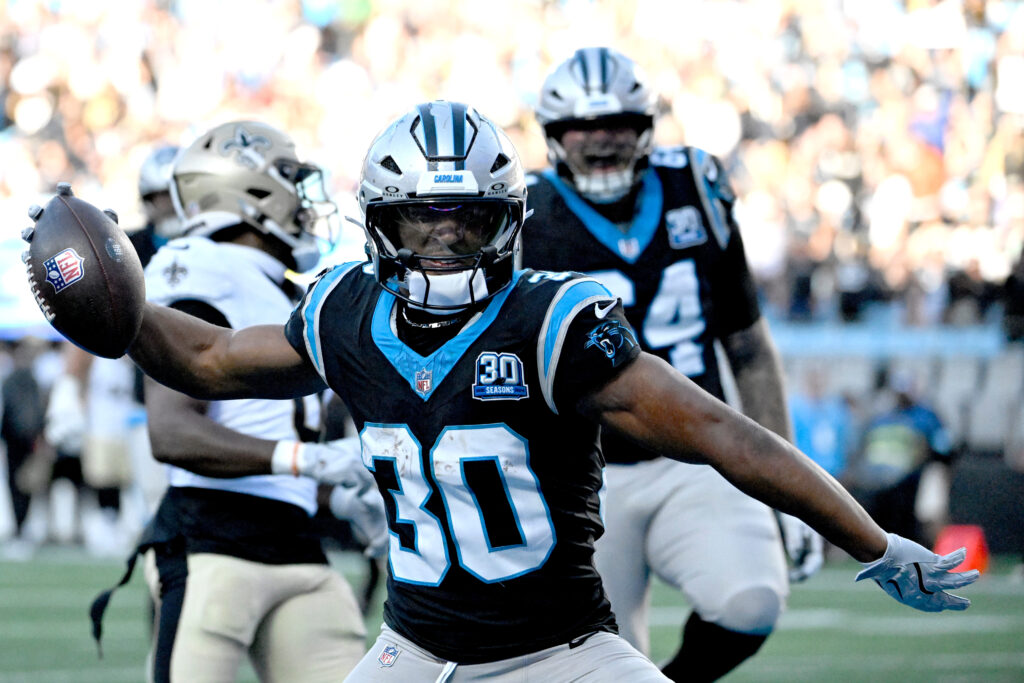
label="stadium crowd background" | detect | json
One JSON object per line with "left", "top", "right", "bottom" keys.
{"left": 0, "top": 0, "right": 1022, "bottom": 328}
{"left": 1, "top": 0, "right": 1024, "bottom": 557}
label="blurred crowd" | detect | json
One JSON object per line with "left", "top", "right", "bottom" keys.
{"left": 1, "top": 0, "right": 1023, "bottom": 330}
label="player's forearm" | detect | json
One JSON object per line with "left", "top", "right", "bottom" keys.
{"left": 722, "top": 319, "right": 793, "bottom": 441}
{"left": 587, "top": 354, "right": 887, "bottom": 562}
{"left": 129, "top": 304, "right": 319, "bottom": 400}
{"left": 129, "top": 303, "right": 239, "bottom": 399}
{"left": 148, "top": 411, "right": 275, "bottom": 477}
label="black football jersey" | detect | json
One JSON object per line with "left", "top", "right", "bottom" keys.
{"left": 285, "top": 263, "right": 641, "bottom": 663}
{"left": 522, "top": 147, "right": 761, "bottom": 463}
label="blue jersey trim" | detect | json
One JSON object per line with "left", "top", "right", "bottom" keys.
{"left": 540, "top": 168, "right": 663, "bottom": 264}
{"left": 300, "top": 261, "right": 363, "bottom": 380}
{"left": 689, "top": 147, "right": 731, "bottom": 249}
{"left": 370, "top": 271, "right": 524, "bottom": 400}
{"left": 537, "top": 277, "right": 616, "bottom": 413}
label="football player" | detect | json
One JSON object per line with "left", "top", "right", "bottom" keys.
{"left": 90, "top": 122, "right": 385, "bottom": 682}
{"left": 44, "top": 102, "right": 976, "bottom": 682}
{"left": 520, "top": 47, "right": 819, "bottom": 681}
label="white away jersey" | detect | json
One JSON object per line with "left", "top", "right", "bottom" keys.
{"left": 145, "top": 236, "right": 319, "bottom": 514}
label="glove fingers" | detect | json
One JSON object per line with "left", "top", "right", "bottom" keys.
{"left": 933, "top": 547, "right": 968, "bottom": 571}
{"left": 933, "top": 569, "right": 980, "bottom": 590}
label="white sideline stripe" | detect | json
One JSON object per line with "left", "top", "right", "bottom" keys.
{"left": 0, "top": 621, "right": 139, "bottom": 639}
{"left": 649, "top": 606, "right": 1024, "bottom": 634}
{"left": 742, "top": 651, "right": 1024, "bottom": 672}
{"left": 0, "top": 668, "right": 143, "bottom": 682}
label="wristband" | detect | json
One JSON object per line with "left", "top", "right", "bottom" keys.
{"left": 271, "top": 441, "right": 303, "bottom": 477}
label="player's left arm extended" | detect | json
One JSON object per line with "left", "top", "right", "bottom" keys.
{"left": 580, "top": 352, "right": 881, "bottom": 559}
{"left": 580, "top": 352, "right": 979, "bottom": 611}
{"left": 723, "top": 318, "right": 824, "bottom": 581}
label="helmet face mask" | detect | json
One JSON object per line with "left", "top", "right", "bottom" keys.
{"left": 171, "top": 122, "right": 338, "bottom": 272}
{"left": 358, "top": 101, "right": 527, "bottom": 311}
{"left": 536, "top": 48, "right": 657, "bottom": 203}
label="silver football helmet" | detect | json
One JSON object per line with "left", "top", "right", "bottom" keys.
{"left": 535, "top": 47, "right": 657, "bottom": 203}
{"left": 358, "top": 101, "right": 527, "bottom": 311}
{"left": 170, "top": 121, "right": 338, "bottom": 272}
{"left": 138, "top": 145, "right": 181, "bottom": 239}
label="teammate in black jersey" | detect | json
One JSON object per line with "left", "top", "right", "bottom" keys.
{"left": 35, "top": 101, "right": 977, "bottom": 682}
{"left": 521, "top": 47, "right": 819, "bottom": 681}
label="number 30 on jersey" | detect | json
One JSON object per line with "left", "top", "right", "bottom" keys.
{"left": 361, "top": 424, "right": 556, "bottom": 585}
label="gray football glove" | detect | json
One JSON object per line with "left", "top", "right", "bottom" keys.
{"left": 271, "top": 438, "right": 371, "bottom": 488}
{"left": 776, "top": 511, "right": 825, "bottom": 583}
{"left": 856, "top": 532, "right": 979, "bottom": 612}
{"left": 330, "top": 482, "right": 389, "bottom": 558}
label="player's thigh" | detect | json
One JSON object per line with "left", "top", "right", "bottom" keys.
{"left": 251, "top": 568, "right": 366, "bottom": 682}
{"left": 645, "top": 465, "right": 787, "bottom": 617}
{"left": 457, "top": 632, "right": 668, "bottom": 682}
{"left": 167, "top": 553, "right": 274, "bottom": 682}
{"left": 528, "top": 632, "right": 669, "bottom": 682}
{"left": 346, "top": 625, "right": 454, "bottom": 682}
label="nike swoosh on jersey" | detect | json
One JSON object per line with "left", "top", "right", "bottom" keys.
{"left": 594, "top": 300, "right": 617, "bottom": 319}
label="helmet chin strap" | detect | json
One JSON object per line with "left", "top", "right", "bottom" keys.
{"left": 407, "top": 269, "right": 489, "bottom": 312}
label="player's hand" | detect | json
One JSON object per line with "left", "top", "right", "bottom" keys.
{"left": 45, "top": 374, "right": 86, "bottom": 453}
{"left": 271, "top": 438, "right": 371, "bottom": 488}
{"left": 330, "top": 483, "right": 389, "bottom": 558}
{"left": 855, "top": 532, "right": 979, "bottom": 612}
{"left": 776, "top": 511, "right": 824, "bottom": 582}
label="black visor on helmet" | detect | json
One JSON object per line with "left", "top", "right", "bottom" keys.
{"left": 366, "top": 198, "right": 521, "bottom": 265}
{"left": 544, "top": 112, "right": 654, "bottom": 142}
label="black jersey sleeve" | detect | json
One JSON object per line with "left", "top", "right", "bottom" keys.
{"left": 283, "top": 262, "right": 365, "bottom": 380}
{"left": 539, "top": 279, "right": 641, "bottom": 413}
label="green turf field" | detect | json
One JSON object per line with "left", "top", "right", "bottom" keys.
{"left": 1, "top": 549, "right": 1021, "bottom": 682}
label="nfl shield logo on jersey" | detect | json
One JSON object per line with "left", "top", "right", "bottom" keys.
{"left": 377, "top": 644, "right": 400, "bottom": 668}
{"left": 43, "top": 248, "right": 85, "bottom": 292}
{"left": 415, "top": 369, "right": 432, "bottom": 396}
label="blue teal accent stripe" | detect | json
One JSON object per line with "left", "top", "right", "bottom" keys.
{"left": 599, "top": 47, "right": 609, "bottom": 92}
{"left": 301, "top": 261, "right": 362, "bottom": 379}
{"left": 540, "top": 168, "right": 663, "bottom": 264}
{"left": 418, "top": 103, "right": 438, "bottom": 171}
{"left": 370, "top": 271, "right": 524, "bottom": 400}
{"left": 541, "top": 278, "right": 613, "bottom": 378}
{"left": 451, "top": 102, "right": 466, "bottom": 170}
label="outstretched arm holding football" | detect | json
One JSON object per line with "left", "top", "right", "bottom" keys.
{"left": 581, "top": 352, "right": 978, "bottom": 611}
{"left": 129, "top": 302, "right": 325, "bottom": 401}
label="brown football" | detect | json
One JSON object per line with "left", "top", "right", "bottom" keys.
{"left": 22, "top": 184, "right": 145, "bottom": 358}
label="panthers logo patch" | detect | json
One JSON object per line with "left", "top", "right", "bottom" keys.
{"left": 584, "top": 320, "right": 638, "bottom": 366}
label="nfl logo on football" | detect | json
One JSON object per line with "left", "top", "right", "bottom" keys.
{"left": 43, "top": 248, "right": 85, "bottom": 292}
{"left": 377, "top": 644, "right": 400, "bottom": 668}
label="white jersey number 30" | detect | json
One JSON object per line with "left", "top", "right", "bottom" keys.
{"left": 360, "top": 424, "right": 556, "bottom": 585}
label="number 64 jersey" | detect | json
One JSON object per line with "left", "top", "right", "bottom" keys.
{"left": 284, "top": 264, "right": 641, "bottom": 664}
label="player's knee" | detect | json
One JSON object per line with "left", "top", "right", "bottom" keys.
{"left": 714, "top": 585, "right": 783, "bottom": 635}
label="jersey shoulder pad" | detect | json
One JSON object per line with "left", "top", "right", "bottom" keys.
{"left": 144, "top": 236, "right": 233, "bottom": 305}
